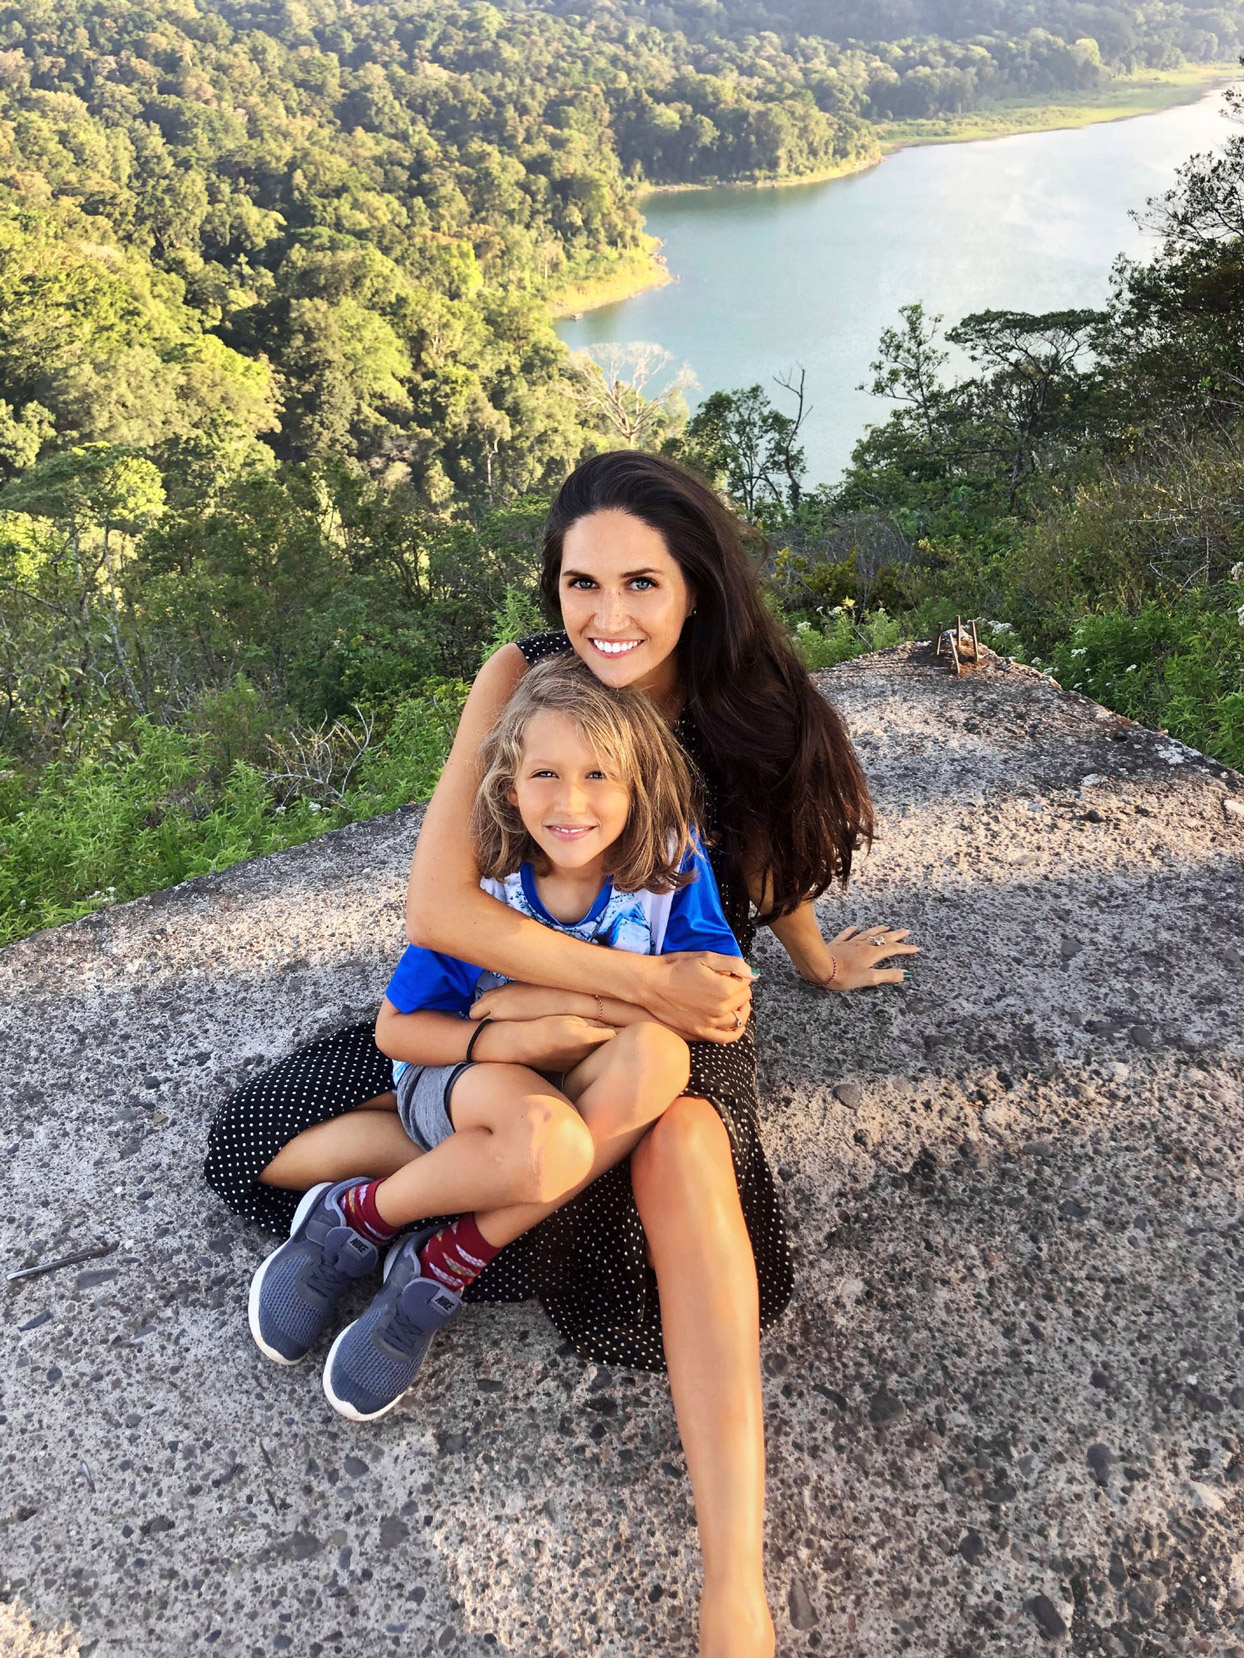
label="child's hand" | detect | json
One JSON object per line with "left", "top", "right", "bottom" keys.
{"left": 480, "top": 1015, "right": 615, "bottom": 1071}
{"left": 471, "top": 983, "right": 569, "bottom": 1022}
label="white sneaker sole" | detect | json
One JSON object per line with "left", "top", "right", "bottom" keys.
{"left": 246, "top": 1181, "right": 332, "bottom": 1365}
{"left": 321, "top": 1240, "right": 420, "bottom": 1421}
{"left": 322, "top": 1318, "right": 412, "bottom": 1421}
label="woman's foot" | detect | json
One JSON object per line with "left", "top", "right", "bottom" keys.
{"left": 698, "top": 1577, "right": 775, "bottom": 1658}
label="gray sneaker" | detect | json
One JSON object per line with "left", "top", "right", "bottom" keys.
{"left": 247, "top": 1180, "right": 379, "bottom": 1365}
{"left": 322, "top": 1231, "right": 463, "bottom": 1421}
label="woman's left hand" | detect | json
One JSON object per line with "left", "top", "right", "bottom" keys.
{"left": 806, "top": 924, "right": 918, "bottom": 990}
{"left": 769, "top": 901, "right": 919, "bottom": 991}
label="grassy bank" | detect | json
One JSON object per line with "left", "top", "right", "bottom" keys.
{"left": 877, "top": 63, "right": 1236, "bottom": 150}
{"left": 548, "top": 244, "right": 671, "bottom": 319}
{"left": 634, "top": 146, "right": 884, "bottom": 200}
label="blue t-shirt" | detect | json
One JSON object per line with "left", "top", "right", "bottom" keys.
{"left": 386, "top": 840, "right": 741, "bottom": 1023}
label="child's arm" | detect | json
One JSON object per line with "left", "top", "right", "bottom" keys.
{"left": 467, "top": 982, "right": 652, "bottom": 1028}
{"left": 376, "top": 998, "right": 615, "bottom": 1072}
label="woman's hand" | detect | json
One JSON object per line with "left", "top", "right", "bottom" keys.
{"left": 637, "top": 952, "right": 753, "bottom": 1044}
{"left": 788, "top": 919, "right": 918, "bottom": 990}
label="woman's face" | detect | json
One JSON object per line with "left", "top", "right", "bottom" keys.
{"left": 558, "top": 509, "right": 695, "bottom": 702}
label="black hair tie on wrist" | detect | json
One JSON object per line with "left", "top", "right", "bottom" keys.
{"left": 465, "top": 1019, "right": 492, "bottom": 1062}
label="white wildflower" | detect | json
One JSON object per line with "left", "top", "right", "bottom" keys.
{"left": 1126, "top": 664, "right": 1138, "bottom": 673}
{"left": 1071, "top": 648, "right": 1087, "bottom": 657}
{"left": 1230, "top": 562, "right": 1244, "bottom": 583}
{"left": 307, "top": 800, "right": 322, "bottom": 812}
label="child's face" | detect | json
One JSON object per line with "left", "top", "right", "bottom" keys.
{"left": 509, "top": 710, "right": 631, "bottom": 878}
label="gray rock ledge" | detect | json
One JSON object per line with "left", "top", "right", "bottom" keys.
{"left": 3, "top": 642, "right": 1243, "bottom": 1657}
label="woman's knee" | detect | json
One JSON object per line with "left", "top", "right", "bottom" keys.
{"left": 631, "top": 1094, "right": 734, "bottom": 1203}
{"left": 507, "top": 1096, "right": 594, "bottom": 1203}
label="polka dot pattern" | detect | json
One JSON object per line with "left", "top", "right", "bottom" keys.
{"left": 203, "top": 630, "right": 793, "bottom": 1372}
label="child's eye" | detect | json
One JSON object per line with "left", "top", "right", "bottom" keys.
{"left": 531, "top": 768, "right": 557, "bottom": 778}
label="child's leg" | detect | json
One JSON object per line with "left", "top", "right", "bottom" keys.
{"left": 471, "top": 1021, "right": 691, "bottom": 1248}
{"left": 369, "top": 1063, "right": 594, "bottom": 1229}
{"left": 259, "top": 1096, "right": 413, "bottom": 1190}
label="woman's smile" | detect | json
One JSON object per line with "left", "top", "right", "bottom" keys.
{"left": 589, "top": 638, "right": 644, "bottom": 658}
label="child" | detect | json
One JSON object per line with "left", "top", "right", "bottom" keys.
{"left": 247, "top": 655, "right": 743, "bottom": 1421}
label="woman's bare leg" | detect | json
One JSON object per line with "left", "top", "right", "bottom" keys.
{"left": 630, "top": 1096, "right": 774, "bottom": 1658}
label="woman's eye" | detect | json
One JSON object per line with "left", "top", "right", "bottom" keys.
{"left": 630, "top": 578, "right": 655, "bottom": 590}
{"left": 565, "top": 576, "right": 596, "bottom": 590}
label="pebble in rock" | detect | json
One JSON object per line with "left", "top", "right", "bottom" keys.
{"left": 788, "top": 1576, "right": 818, "bottom": 1631}
{"left": 833, "top": 1081, "right": 863, "bottom": 1110}
{"left": 1027, "top": 1593, "right": 1068, "bottom": 1639}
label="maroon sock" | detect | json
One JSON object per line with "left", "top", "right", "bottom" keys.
{"left": 418, "top": 1215, "right": 502, "bottom": 1294}
{"left": 340, "top": 1180, "right": 399, "bottom": 1246}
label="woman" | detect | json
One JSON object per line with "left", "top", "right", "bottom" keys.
{"left": 206, "top": 452, "right": 914, "bottom": 1658}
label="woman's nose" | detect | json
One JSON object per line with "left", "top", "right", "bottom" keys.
{"left": 591, "top": 588, "right": 629, "bottom": 629}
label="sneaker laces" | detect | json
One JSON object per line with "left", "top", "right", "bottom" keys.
{"left": 305, "top": 1230, "right": 373, "bottom": 1302}
{"left": 384, "top": 1298, "right": 429, "bottom": 1360}
{"left": 304, "top": 1255, "right": 354, "bottom": 1302}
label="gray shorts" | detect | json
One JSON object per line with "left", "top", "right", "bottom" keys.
{"left": 393, "top": 1060, "right": 475, "bottom": 1153}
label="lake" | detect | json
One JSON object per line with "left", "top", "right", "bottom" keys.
{"left": 556, "top": 89, "right": 1237, "bottom": 483}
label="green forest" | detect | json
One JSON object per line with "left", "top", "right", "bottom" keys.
{"left": 1, "top": 0, "right": 1243, "bottom": 943}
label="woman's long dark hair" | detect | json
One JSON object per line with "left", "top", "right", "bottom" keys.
{"left": 540, "top": 451, "right": 873, "bottom": 923}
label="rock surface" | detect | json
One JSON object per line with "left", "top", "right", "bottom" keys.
{"left": 3, "top": 642, "right": 1243, "bottom": 1658}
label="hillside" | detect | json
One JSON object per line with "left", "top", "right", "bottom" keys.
{"left": 3, "top": 644, "right": 1242, "bottom": 1657}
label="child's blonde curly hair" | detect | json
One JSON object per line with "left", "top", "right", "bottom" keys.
{"left": 470, "top": 655, "right": 700, "bottom": 894}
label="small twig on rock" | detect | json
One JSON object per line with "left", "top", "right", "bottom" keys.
{"left": 8, "top": 1241, "right": 115, "bottom": 1283}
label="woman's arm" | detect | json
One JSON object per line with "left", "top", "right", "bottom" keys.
{"left": 375, "top": 999, "right": 615, "bottom": 1072}
{"left": 746, "top": 850, "right": 918, "bottom": 990}
{"left": 404, "top": 646, "right": 752, "bottom": 1040}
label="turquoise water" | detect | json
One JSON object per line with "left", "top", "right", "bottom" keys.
{"left": 557, "top": 89, "right": 1237, "bottom": 483}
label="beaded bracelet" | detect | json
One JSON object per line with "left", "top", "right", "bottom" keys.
{"left": 824, "top": 951, "right": 840, "bottom": 988}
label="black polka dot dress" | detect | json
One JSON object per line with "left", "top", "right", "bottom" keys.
{"left": 204, "top": 631, "right": 793, "bottom": 1372}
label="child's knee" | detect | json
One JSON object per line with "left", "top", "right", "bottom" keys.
{"left": 585, "top": 1022, "right": 691, "bottom": 1137}
{"left": 508, "top": 1096, "right": 594, "bottom": 1202}
{"left": 617, "top": 1021, "right": 691, "bottom": 1094}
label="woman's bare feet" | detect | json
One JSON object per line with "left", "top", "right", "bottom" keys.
{"left": 698, "top": 1576, "right": 776, "bottom": 1658}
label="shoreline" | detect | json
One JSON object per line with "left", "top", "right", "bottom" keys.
{"left": 547, "top": 242, "right": 671, "bottom": 321}
{"left": 555, "top": 65, "right": 1236, "bottom": 315}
